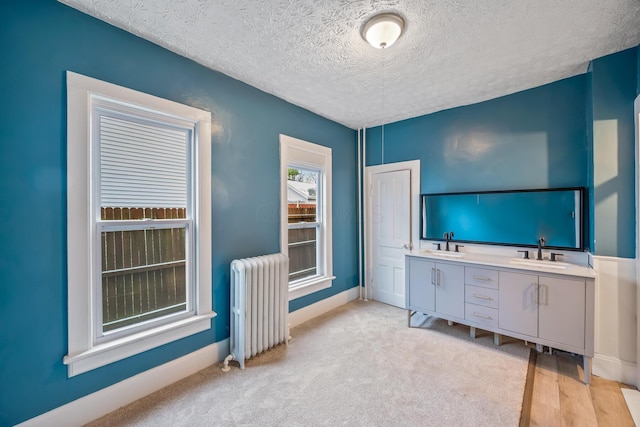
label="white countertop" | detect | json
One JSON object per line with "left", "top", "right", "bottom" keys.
{"left": 407, "top": 249, "right": 597, "bottom": 279}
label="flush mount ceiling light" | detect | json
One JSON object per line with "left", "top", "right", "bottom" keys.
{"left": 362, "top": 13, "right": 405, "bottom": 49}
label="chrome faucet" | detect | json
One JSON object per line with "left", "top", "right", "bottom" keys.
{"left": 537, "top": 237, "right": 545, "bottom": 260}
{"left": 443, "top": 231, "right": 454, "bottom": 251}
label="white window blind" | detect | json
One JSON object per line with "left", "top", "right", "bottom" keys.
{"left": 99, "top": 114, "right": 189, "bottom": 208}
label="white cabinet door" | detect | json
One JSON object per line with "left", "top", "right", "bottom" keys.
{"left": 538, "top": 276, "right": 585, "bottom": 349}
{"left": 407, "top": 257, "right": 435, "bottom": 312}
{"left": 499, "top": 271, "right": 539, "bottom": 337}
{"left": 435, "top": 262, "right": 465, "bottom": 319}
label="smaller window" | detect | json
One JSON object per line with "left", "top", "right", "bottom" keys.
{"left": 280, "top": 135, "right": 334, "bottom": 300}
{"left": 287, "top": 167, "right": 321, "bottom": 282}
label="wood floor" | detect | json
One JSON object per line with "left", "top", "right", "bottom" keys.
{"left": 520, "top": 350, "right": 636, "bottom": 426}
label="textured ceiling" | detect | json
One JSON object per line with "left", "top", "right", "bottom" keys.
{"left": 60, "top": 0, "right": 640, "bottom": 129}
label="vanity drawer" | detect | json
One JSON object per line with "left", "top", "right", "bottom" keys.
{"left": 465, "top": 285, "right": 499, "bottom": 309}
{"left": 465, "top": 303, "right": 499, "bottom": 328}
{"left": 465, "top": 267, "right": 499, "bottom": 289}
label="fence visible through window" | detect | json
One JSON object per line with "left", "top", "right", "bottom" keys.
{"left": 101, "top": 207, "right": 187, "bottom": 332}
{"left": 288, "top": 204, "right": 318, "bottom": 282}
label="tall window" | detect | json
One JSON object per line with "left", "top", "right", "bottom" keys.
{"left": 97, "top": 103, "right": 195, "bottom": 339}
{"left": 65, "top": 71, "right": 213, "bottom": 376}
{"left": 280, "top": 135, "right": 334, "bottom": 300}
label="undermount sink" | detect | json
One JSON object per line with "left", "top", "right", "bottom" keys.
{"left": 509, "top": 258, "right": 570, "bottom": 270}
{"left": 425, "top": 250, "right": 466, "bottom": 258}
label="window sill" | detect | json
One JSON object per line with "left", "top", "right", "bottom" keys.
{"left": 63, "top": 312, "right": 215, "bottom": 377}
{"left": 289, "top": 275, "right": 335, "bottom": 301}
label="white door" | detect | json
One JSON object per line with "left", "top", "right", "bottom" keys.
{"left": 371, "top": 169, "right": 411, "bottom": 307}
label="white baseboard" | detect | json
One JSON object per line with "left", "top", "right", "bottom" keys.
{"left": 17, "top": 339, "right": 230, "bottom": 427}
{"left": 289, "top": 286, "right": 360, "bottom": 328}
{"left": 19, "top": 287, "right": 360, "bottom": 427}
{"left": 593, "top": 353, "right": 638, "bottom": 386}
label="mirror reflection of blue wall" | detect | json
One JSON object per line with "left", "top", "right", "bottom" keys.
{"left": 422, "top": 188, "right": 583, "bottom": 249}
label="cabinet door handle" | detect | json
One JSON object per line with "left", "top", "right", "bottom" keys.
{"left": 533, "top": 283, "right": 539, "bottom": 304}
{"left": 473, "top": 312, "right": 492, "bottom": 320}
{"left": 436, "top": 269, "right": 441, "bottom": 286}
{"left": 431, "top": 267, "right": 435, "bottom": 285}
{"left": 473, "top": 294, "right": 492, "bottom": 300}
{"left": 472, "top": 275, "right": 492, "bottom": 282}
{"left": 542, "top": 284, "right": 548, "bottom": 305}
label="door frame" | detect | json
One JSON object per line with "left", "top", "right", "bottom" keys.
{"left": 364, "top": 160, "right": 420, "bottom": 301}
{"left": 634, "top": 93, "right": 640, "bottom": 388}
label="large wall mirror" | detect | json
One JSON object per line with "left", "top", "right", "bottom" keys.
{"left": 421, "top": 188, "right": 585, "bottom": 250}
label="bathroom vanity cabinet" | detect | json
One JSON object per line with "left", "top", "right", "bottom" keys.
{"left": 408, "top": 259, "right": 464, "bottom": 318}
{"left": 499, "top": 272, "right": 586, "bottom": 350}
{"left": 406, "top": 252, "right": 595, "bottom": 384}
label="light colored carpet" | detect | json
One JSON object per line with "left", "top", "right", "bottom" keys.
{"left": 86, "top": 300, "right": 530, "bottom": 426}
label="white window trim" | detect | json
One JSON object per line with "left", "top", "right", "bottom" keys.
{"left": 280, "top": 134, "right": 334, "bottom": 301}
{"left": 64, "top": 71, "right": 214, "bottom": 377}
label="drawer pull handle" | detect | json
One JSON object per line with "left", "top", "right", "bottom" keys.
{"left": 472, "top": 275, "right": 492, "bottom": 281}
{"left": 472, "top": 294, "right": 492, "bottom": 300}
{"left": 473, "top": 312, "right": 492, "bottom": 320}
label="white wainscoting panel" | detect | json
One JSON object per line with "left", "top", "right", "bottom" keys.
{"left": 592, "top": 255, "right": 637, "bottom": 386}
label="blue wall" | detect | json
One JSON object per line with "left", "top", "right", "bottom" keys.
{"left": 366, "top": 47, "right": 639, "bottom": 259}
{"left": 366, "top": 76, "right": 590, "bottom": 251}
{"left": 0, "top": 2, "right": 357, "bottom": 424}
{"left": 366, "top": 76, "right": 588, "bottom": 194}
{"left": 589, "top": 47, "right": 638, "bottom": 258}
